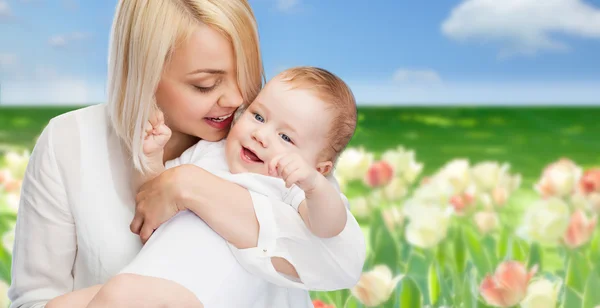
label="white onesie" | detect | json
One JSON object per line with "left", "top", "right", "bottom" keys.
{"left": 119, "top": 140, "right": 308, "bottom": 307}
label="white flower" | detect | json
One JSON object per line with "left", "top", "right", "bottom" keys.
{"left": 335, "top": 147, "right": 374, "bottom": 181}
{"left": 4, "top": 150, "right": 30, "bottom": 179}
{"left": 474, "top": 211, "right": 500, "bottom": 234}
{"left": 518, "top": 198, "right": 570, "bottom": 246}
{"left": 4, "top": 193, "right": 19, "bottom": 213}
{"left": 520, "top": 279, "right": 561, "bottom": 308}
{"left": 382, "top": 206, "right": 404, "bottom": 232}
{"left": 405, "top": 205, "right": 452, "bottom": 249}
{"left": 472, "top": 161, "right": 510, "bottom": 192}
{"left": 381, "top": 146, "right": 423, "bottom": 184}
{"left": 433, "top": 159, "right": 471, "bottom": 193}
{"left": 351, "top": 265, "right": 403, "bottom": 307}
{"left": 382, "top": 178, "right": 408, "bottom": 201}
{"left": 350, "top": 196, "right": 372, "bottom": 220}
{"left": 410, "top": 178, "right": 455, "bottom": 207}
{"left": 534, "top": 158, "right": 582, "bottom": 198}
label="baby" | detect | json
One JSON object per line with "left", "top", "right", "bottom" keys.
{"left": 82, "top": 66, "right": 358, "bottom": 307}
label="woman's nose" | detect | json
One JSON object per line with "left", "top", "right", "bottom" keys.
{"left": 217, "top": 86, "right": 244, "bottom": 109}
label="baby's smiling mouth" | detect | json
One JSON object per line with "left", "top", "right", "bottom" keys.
{"left": 241, "top": 146, "right": 263, "bottom": 163}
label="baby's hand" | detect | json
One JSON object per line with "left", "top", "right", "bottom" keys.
{"left": 269, "top": 153, "right": 319, "bottom": 192}
{"left": 143, "top": 110, "right": 172, "bottom": 156}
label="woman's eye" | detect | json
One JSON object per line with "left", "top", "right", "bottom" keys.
{"left": 280, "top": 133, "right": 293, "bottom": 144}
{"left": 253, "top": 113, "right": 265, "bottom": 122}
{"left": 193, "top": 85, "right": 215, "bottom": 93}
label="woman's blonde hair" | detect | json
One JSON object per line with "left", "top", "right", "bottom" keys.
{"left": 107, "top": 0, "right": 264, "bottom": 172}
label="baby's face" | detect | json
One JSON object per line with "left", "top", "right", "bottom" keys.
{"left": 225, "top": 78, "right": 332, "bottom": 175}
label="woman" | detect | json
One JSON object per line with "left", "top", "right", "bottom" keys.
{"left": 8, "top": 1, "right": 365, "bottom": 307}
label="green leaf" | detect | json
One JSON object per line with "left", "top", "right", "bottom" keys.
{"left": 497, "top": 229, "right": 509, "bottom": 260}
{"left": 511, "top": 238, "right": 527, "bottom": 263}
{"left": 0, "top": 244, "right": 12, "bottom": 284}
{"left": 398, "top": 276, "right": 423, "bottom": 308}
{"left": 589, "top": 230, "right": 600, "bottom": 268}
{"left": 342, "top": 295, "right": 361, "bottom": 308}
{"left": 527, "top": 242, "right": 543, "bottom": 273}
{"left": 562, "top": 286, "right": 582, "bottom": 308}
{"left": 583, "top": 271, "right": 600, "bottom": 308}
{"left": 464, "top": 227, "right": 491, "bottom": 277}
{"left": 454, "top": 226, "right": 466, "bottom": 274}
{"left": 369, "top": 209, "right": 399, "bottom": 269}
{"left": 428, "top": 262, "right": 441, "bottom": 306}
{"left": 565, "top": 251, "right": 591, "bottom": 294}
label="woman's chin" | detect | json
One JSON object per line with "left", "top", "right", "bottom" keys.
{"left": 196, "top": 130, "right": 229, "bottom": 142}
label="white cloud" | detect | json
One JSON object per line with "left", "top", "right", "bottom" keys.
{"left": 351, "top": 81, "right": 600, "bottom": 105}
{"left": 276, "top": 0, "right": 299, "bottom": 13}
{"left": 393, "top": 69, "right": 442, "bottom": 85}
{"left": 48, "top": 32, "right": 90, "bottom": 48}
{"left": 441, "top": 0, "right": 600, "bottom": 56}
{"left": 0, "top": 0, "right": 11, "bottom": 19}
{"left": 1, "top": 79, "right": 106, "bottom": 105}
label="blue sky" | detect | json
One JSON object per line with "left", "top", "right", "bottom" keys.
{"left": 0, "top": 0, "right": 599, "bottom": 105}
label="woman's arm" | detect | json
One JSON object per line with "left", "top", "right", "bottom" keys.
{"left": 133, "top": 164, "right": 366, "bottom": 290}
{"left": 8, "top": 120, "right": 78, "bottom": 308}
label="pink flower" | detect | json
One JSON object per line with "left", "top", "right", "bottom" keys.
{"left": 563, "top": 210, "right": 597, "bottom": 249}
{"left": 450, "top": 193, "right": 475, "bottom": 215}
{"left": 580, "top": 169, "right": 600, "bottom": 195}
{"left": 312, "top": 300, "right": 335, "bottom": 308}
{"left": 364, "top": 161, "right": 394, "bottom": 188}
{"left": 480, "top": 261, "right": 537, "bottom": 307}
{"left": 0, "top": 169, "right": 12, "bottom": 186}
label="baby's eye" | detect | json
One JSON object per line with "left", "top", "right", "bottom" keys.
{"left": 253, "top": 113, "right": 265, "bottom": 123}
{"left": 280, "top": 133, "right": 293, "bottom": 144}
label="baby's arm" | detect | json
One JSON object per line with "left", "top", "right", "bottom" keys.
{"left": 270, "top": 154, "right": 347, "bottom": 238}
{"left": 297, "top": 177, "right": 347, "bottom": 238}
{"left": 141, "top": 110, "right": 172, "bottom": 181}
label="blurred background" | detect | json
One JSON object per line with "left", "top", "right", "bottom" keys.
{"left": 1, "top": 1, "right": 600, "bottom": 307}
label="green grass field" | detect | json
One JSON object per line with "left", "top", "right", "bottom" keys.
{"left": 2, "top": 105, "right": 600, "bottom": 307}
{"left": 2, "top": 105, "right": 600, "bottom": 186}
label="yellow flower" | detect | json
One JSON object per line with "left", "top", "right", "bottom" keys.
{"left": 351, "top": 265, "right": 403, "bottom": 307}
{"left": 520, "top": 279, "right": 561, "bottom": 308}
{"left": 518, "top": 198, "right": 570, "bottom": 246}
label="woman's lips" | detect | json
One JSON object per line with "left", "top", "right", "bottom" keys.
{"left": 204, "top": 114, "right": 234, "bottom": 129}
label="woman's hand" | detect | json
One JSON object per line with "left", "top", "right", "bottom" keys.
{"left": 130, "top": 166, "right": 186, "bottom": 243}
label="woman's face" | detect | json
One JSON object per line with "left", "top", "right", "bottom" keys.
{"left": 156, "top": 23, "right": 243, "bottom": 142}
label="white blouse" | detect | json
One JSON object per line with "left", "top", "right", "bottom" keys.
{"left": 7, "top": 104, "right": 366, "bottom": 308}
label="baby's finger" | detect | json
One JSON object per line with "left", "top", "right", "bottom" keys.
{"left": 281, "top": 163, "right": 301, "bottom": 181}
{"left": 269, "top": 154, "right": 285, "bottom": 176}
{"left": 143, "top": 122, "right": 153, "bottom": 139}
{"left": 157, "top": 124, "right": 172, "bottom": 137}
{"left": 284, "top": 172, "right": 303, "bottom": 188}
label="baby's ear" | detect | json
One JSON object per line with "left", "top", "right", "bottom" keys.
{"left": 316, "top": 161, "right": 333, "bottom": 176}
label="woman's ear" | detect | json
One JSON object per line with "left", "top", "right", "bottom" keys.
{"left": 316, "top": 161, "right": 333, "bottom": 176}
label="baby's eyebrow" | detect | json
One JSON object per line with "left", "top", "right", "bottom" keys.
{"left": 187, "top": 68, "right": 226, "bottom": 75}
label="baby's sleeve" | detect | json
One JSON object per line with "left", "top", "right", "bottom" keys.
{"left": 282, "top": 185, "right": 305, "bottom": 212}
{"left": 227, "top": 176, "right": 366, "bottom": 291}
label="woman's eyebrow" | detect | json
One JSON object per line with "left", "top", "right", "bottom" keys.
{"left": 188, "top": 68, "right": 226, "bottom": 75}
